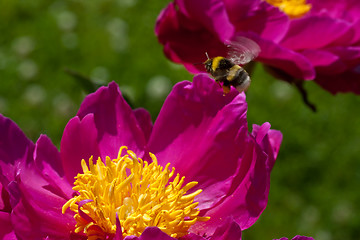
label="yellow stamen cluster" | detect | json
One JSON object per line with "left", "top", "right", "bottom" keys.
{"left": 265, "top": 0, "right": 311, "bottom": 18}
{"left": 62, "top": 146, "right": 209, "bottom": 239}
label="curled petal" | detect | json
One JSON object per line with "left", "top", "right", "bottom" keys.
{"left": 115, "top": 213, "right": 123, "bottom": 240}
{"left": 149, "top": 74, "right": 248, "bottom": 209}
{"left": 252, "top": 123, "right": 283, "bottom": 166}
{"left": 61, "top": 114, "right": 100, "bottom": 183}
{"left": 10, "top": 163, "right": 75, "bottom": 239}
{"left": 0, "top": 114, "right": 34, "bottom": 187}
{"left": 78, "top": 199, "right": 94, "bottom": 223}
{"left": 34, "top": 135, "right": 73, "bottom": 198}
{"left": 193, "top": 123, "right": 281, "bottom": 234}
{"left": 76, "top": 82, "right": 147, "bottom": 159}
{"left": 34, "top": 135, "right": 64, "bottom": 177}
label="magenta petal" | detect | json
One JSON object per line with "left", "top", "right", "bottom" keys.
{"left": 124, "top": 227, "right": 176, "bottom": 240}
{"left": 194, "top": 139, "right": 267, "bottom": 233}
{"left": 351, "top": 20, "right": 360, "bottom": 44}
{"left": 34, "top": 135, "right": 73, "bottom": 198}
{"left": 7, "top": 181, "right": 20, "bottom": 209}
{"left": 78, "top": 200, "right": 94, "bottom": 223}
{"left": 223, "top": 0, "right": 262, "bottom": 21}
{"left": 10, "top": 165, "right": 76, "bottom": 239}
{"left": 310, "top": 0, "right": 360, "bottom": 22}
{"left": 266, "top": 128, "right": 283, "bottom": 160}
{"left": 194, "top": 123, "right": 281, "bottom": 234}
{"left": 181, "top": 234, "right": 206, "bottom": 240}
{"left": 302, "top": 46, "right": 360, "bottom": 79}
{"left": 115, "top": 213, "right": 123, "bottom": 240}
{"left": 252, "top": 123, "right": 283, "bottom": 166}
{"left": 315, "top": 70, "right": 360, "bottom": 94}
{"left": 133, "top": 108, "right": 153, "bottom": 143}
{"left": 5, "top": 133, "right": 75, "bottom": 239}
{"left": 248, "top": 34, "right": 315, "bottom": 80}
{"left": 155, "top": 2, "right": 228, "bottom": 73}
{"left": 291, "top": 236, "right": 315, "bottom": 240}
{"left": 274, "top": 236, "right": 314, "bottom": 240}
{"left": 186, "top": 219, "right": 242, "bottom": 240}
{"left": 76, "top": 82, "right": 147, "bottom": 159}
{"left": 34, "top": 135, "right": 64, "bottom": 177}
{"left": 61, "top": 114, "right": 100, "bottom": 183}
{"left": 176, "top": 0, "right": 235, "bottom": 42}
{"left": 0, "top": 212, "right": 14, "bottom": 239}
{"left": 0, "top": 114, "right": 34, "bottom": 186}
{"left": 209, "top": 218, "right": 242, "bottom": 240}
{"left": 0, "top": 183, "right": 4, "bottom": 209}
{"left": 301, "top": 49, "right": 346, "bottom": 74}
{"left": 230, "top": 1, "right": 289, "bottom": 43}
{"left": 2, "top": 232, "right": 16, "bottom": 240}
{"left": 281, "top": 16, "right": 353, "bottom": 50}
{"left": 328, "top": 46, "right": 360, "bottom": 68}
{"left": 148, "top": 74, "right": 248, "bottom": 208}
{"left": 136, "top": 227, "right": 176, "bottom": 240}
{"left": 1, "top": 182, "right": 11, "bottom": 212}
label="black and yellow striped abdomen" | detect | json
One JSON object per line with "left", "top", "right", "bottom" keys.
{"left": 204, "top": 56, "right": 251, "bottom": 94}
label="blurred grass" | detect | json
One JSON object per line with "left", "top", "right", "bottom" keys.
{"left": 0, "top": 0, "right": 192, "bottom": 145}
{"left": 245, "top": 65, "right": 360, "bottom": 240}
{"left": 0, "top": 1, "right": 359, "bottom": 240}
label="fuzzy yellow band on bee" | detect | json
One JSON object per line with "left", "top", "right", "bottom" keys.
{"left": 211, "top": 57, "right": 224, "bottom": 72}
{"left": 227, "top": 65, "right": 241, "bottom": 82}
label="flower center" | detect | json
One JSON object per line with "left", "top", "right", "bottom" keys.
{"left": 265, "top": 0, "right": 311, "bottom": 18}
{"left": 62, "top": 146, "right": 209, "bottom": 239}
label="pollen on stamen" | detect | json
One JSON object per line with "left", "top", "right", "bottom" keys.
{"left": 62, "top": 146, "right": 209, "bottom": 239}
{"left": 265, "top": 0, "right": 311, "bottom": 18}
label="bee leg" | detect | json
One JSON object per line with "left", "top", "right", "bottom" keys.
{"left": 215, "top": 80, "right": 222, "bottom": 88}
{"left": 222, "top": 85, "right": 231, "bottom": 96}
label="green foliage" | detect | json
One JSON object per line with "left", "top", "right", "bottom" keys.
{"left": 1, "top": 1, "right": 359, "bottom": 239}
{"left": 0, "top": 0, "right": 191, "bottom": 145}
{"left": 245, "top": 65, "right": 360, "bottom": 240}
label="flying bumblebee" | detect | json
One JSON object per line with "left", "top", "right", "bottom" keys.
{"left": 204, "top": 37, "right": 260, "bottom": 95}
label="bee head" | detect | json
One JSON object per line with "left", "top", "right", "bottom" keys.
{"left": 204, "top": 58, "right": 213, "bottom": 73}
{"left": 203, "top": 52, "right": 213, "bottom": 73}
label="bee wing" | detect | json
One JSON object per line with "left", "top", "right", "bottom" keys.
{"left": 226, "top": 36, "right": 260, "bottom": 65}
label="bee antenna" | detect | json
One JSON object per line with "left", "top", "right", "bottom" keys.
{"left": 205, "top": 52, "right": 210, "bottom": 60}
{"left": 193, "top": 52, "right": 210, "bottom": 65}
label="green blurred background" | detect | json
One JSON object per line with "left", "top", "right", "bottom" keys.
{"left": 1, "top": 1, "right": 359, "bottom": 239}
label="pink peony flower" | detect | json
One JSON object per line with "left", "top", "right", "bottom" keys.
{"left": 155, "top": 0, "right": 360, "bottom": 94}
{"left": 280, "top": 0, "right": 360, "bottom": 94}
{"left": 0, "top": 74, "right": 283, "bottom": 239}
{"left": 155, "top": 0, "right": 315, "bottom": 82}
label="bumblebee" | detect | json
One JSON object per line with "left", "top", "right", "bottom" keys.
{"left": 204, "top": 37, "right": 260, "bottom": 95}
